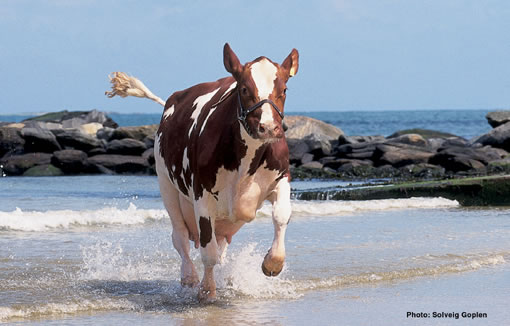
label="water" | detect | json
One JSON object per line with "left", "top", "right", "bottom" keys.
{"left": 0, "top": 109, "right": 493, "bottom": 139}
{"left": 1, "top": 176, "right": 509, "bottom": 325}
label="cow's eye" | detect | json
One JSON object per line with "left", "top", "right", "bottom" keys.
{"left": 241, "top": 87, "right": 248, "bottom": 95}
{"left": 283, "top": 88, "right": 288, "bottom": 95}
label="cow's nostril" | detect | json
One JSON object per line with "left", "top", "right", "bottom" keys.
{"left": 259, "top": 125, "right": 266, "bottom": 133}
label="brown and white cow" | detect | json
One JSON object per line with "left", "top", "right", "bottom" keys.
{"left": 106, "top": 43, "right": 299, "bottom": 301}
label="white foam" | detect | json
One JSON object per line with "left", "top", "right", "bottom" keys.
{"left": 215, "top": 243, "right": 300, "bottom": 299}
{"left": 257, "top": 197, "right": 459, "bottom": 217}
{"left": 0, "top": 203, "right": 168, "bottom": 232}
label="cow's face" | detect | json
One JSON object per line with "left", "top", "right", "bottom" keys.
{"left": 223, "top": 43, "right": 299, "bottom": 142}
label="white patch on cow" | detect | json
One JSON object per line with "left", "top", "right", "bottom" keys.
{"left": 154, "top": 133, "right": 171, "bottom": 182}
{"left": 163, "top": 104, "right": 175, "bottom": 120}
{"left": 250, "top": 59, "right": 277, "bottom": 99}
{"left": 272, "top": 177, "right": 291, "bottom": 226}
{"left": 259, "top": 103, "right": 274, "bottom": 125}
{"left": 188, "top": 87, "right": 221, "bottom": 137}
{"left": 182, "top": 147, "right": 189, "bottom": 171}
{"left": 199, "top": 82, "right": 238, "bottom": 136}
{"left": 199, "top": 107, "right": 216, "bottom": 136}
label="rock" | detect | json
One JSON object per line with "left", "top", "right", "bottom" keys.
{"left": 0, "top": 127, "right": 25, "bottom": 158}
{"left": 88, "top": 147, "right": 107, "bottom": 156}
{"left": 24, "top": 110, "right": 118, "bottom": 128}
{"left": 144, "top": 134, "right": 155, "bottom": 148}
{"left": 96, "top": 127, "right": 115, "bottom": 141}
{"left": 388, "top": 128, "right": 458, "bottom": 139}
{"left": 55, "top": 129, "right": 103, "bottom": 152}
{"left": 87, "top": 154, "right": 149, "bottom": 174}
{"left": 475, "top": 122, "right": 510, "bottom": 151}
{"left": 0, "top": 153, "right": 53, "bottom": 175}
{"left": 300, "top": 153, "right": 315, "bottom": 165}
{"left": 434, "top": 146, "right": 500, "bottom": 165}
{"left": 322, "top": 158, "right": 372, "bottom": 170}
{"left": 21, "top": 127, "right": 61, "bottom": 153}
{"left": 284, "top": 116, "right": 343, "bottom": 140}
{"left": 400, "top": 163, "right": 445, "bottom": 179}
{"left": 337, "top": 135, "right": 385, "bottom": 145}
{"left": 374, "top": 143, "right": 434, "bottom": 167}
{"left": 106, "top": 138, "right": 147, "bottom": 156}
{"left": 142, "top": 148, "right": 155, "bottom": 166}
{"left": 287, "top": 139, "right": 311, "bottom": 162}
{"left": 79, "top": 122, "right": 103, "bottom": 136}
{"left": 487, "top": 157, "right": 510, "bottom": 174}
{"left": 429, "top": 150, "right": 486, "bottom": 172}
{"left": 302, "top": 133, "right": 334, "bottom": 156}
{"left": 486, "top": 111, "right": 510, "bottom": 128}
{"left": 300, "top": 161, "right": 323, "bottom": 170}
{"left": 51, "top": 149, "right": 89, "bottom": 174}
{"left": 387, "top": 134, "right": 428, "bottom": 147}
{"left": 111, "top": 124, "right": 159, "bottom": 141}
{"left": 23, "top": 164, "right": 64, "bottom": 177}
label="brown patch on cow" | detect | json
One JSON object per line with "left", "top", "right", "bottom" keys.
{"left": 199, "top": 216, "right": 212, "bottom": 248}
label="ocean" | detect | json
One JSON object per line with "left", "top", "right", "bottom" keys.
{"left": 1, "top": 109, "right": 509, "bottom": 325}
{"left": 0, "top": 109, "right": 493, "bottom": 139}
{"left": 0, "top": 176, "right": 509, "bottom": 325}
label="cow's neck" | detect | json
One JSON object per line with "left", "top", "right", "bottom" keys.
{"left": 235, "top": 120, "right": 268, "bottom": 177}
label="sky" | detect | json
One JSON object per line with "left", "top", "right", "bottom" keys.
{"left": 0, "top": 0, "right": 509, "bottom": 114}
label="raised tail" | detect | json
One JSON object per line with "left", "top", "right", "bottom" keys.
{"left": 105, "top": 72, "right": 165, "bottom": 107}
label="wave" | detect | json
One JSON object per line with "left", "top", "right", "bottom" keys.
{"left": 0, "top": 197, "right": 458, "bottom": 232}
{"left": 259, "top": 197, "right": 459, "bottom": 217}
{"left": 0, "top": 203, "right": 167, "bottom": 232}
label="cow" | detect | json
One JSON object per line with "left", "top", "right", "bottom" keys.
{"left": 105, "top": 43, "right": 299, "bottom": 301}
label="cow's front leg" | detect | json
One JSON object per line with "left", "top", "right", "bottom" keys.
{"left": 262, "top": 177, "right": 291, "bottom": 277}
{"left": 194, "top": 198, "right": 220, "bottom": 302}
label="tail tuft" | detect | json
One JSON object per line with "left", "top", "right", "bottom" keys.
{"left": 105, "top": 72, "right": 165, "bottom": 106}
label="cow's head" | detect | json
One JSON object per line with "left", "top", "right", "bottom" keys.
{"left": 223, "top": 43, "right": 299, "bottom": 142}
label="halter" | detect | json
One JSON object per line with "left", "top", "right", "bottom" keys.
{"left": 237, "top": 89, "right": 284, "bottom": 134}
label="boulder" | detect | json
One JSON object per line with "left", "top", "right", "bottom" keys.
{"left": 111, "top": 124, "right": 159, "bottom": 141}
{"left": 302, "top": 133, "right": 334, "bottom": 157}
{"left": 23, "top": 110, "right": 118, "bottom": 128}
{"left": 373, "top": 143, "right": 434, "bottom": 167}
{"left": 106, "top": 138, "right": 147, "bottom": 156}
{"left": 142, "top": 148, "right": 155, "bottom": 166}
{"left": 486, "top": 111, "right": 510, "bottom": 128}
{"left": 96, "top": 127, "right": 115, "bottom": 141}
{"left": 300, "top": 161, "right": 323, "bottom": 170}
{"left": 300, "top": 153, "right": 315, "bottom": 165}
{"left": 429, "top": 147, "right": 487, "bottom": 172}
{"left": 337, "top": 135, "right": 385, "bottom": 145}
{"left": 55, "top": 129, "right": 103, "bottom": 152}
{"left": 284, "top": 116, "right": 343, "bottom": 140}
{"left": 387, "top": 134, "right": 428, "bottom": 147}
{"left": 474, "top": 122, "right": 510, "bottom": 151}
{"left": 0, "top": 152, "right": 53, "bottom": 176}
{"left": 287, "top": 139, "right": 310, "bottom": 162}
{"left": 487, "top": 157, "right": 510, "bottom": 174}
{"left": 388, "top": 128, "right": 458, "bottom": 139}
{"left": 51, "top": 149, "right": 89, "bottom": 174}
{"left": 23, "top": 164, "right": 64, "bottom": 177}
{"left": 323, "top": 158, "right": 372, "bottom": 170}
{"left": 0, "top": 127, "right": 25, "bottom": 158}
{"left": 87, "top": 154, "right": 149, "bottom": 174}
{"left": 21, "top": 127, "right": 61, "bottom": 153}
{"left": 79, "top": 122, "right": 103, "bottom": 136}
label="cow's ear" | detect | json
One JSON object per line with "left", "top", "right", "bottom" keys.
{"left": 281, "top": 49, "right": 299, "bottom": 79}
{"left": 223, "top": 43, "right": 242, "bottom": 77}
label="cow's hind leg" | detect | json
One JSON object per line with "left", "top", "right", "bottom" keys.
{"left": 158, "top": 175, "right": 199, "bottom": 287}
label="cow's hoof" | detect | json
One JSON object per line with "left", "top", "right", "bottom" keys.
{"left": 261, "top": 253, "right": 284, "bottom": 277}
{"left": 198, "top": 287, "right": 217, "bottom": 303}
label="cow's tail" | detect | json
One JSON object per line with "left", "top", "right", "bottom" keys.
{"left": 105, "top": 72, "right": 165, "bottom": 107}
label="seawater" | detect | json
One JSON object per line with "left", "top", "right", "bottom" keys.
{"left": 0, "top": 109, "right": 493, "bottom": 139}
{"left": 1, "top": 176, "right": 509, "bottom": 325}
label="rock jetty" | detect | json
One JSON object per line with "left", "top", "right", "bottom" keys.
{"left": 1, "top": 110, "right": 510, "bottom": 179}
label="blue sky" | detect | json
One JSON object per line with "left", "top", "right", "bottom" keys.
{"left": 1, "top": 0, "right": 509, "bottom": 114}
